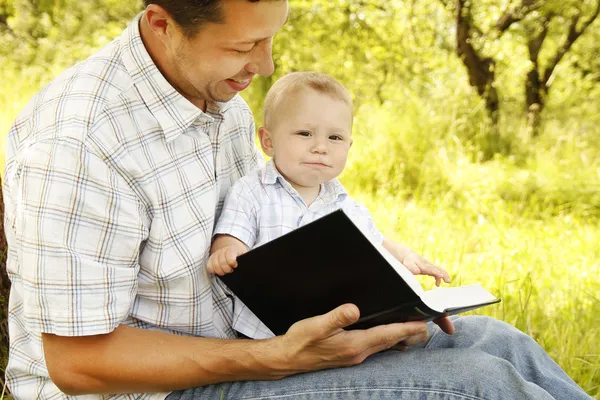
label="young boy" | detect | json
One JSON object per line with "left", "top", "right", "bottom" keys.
{"left": 208, "top": 72, "right": 450, "bottom": 289}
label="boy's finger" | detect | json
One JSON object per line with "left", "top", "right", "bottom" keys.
{"left": 212, "top": 263, "right": 224, "bottom": 276}
{"left": 219, "top": 251, "right": 229, "bottom": 269}
{"left": 222, "top": 264, "right": 233, "bottom": 274}
{"left": 225, "top": 248, "right": 238, "bottom": 267}
{"left": 432, "top": 265, "right": 451, "bottom": 283}
{"left": 207, "top": 256, "right": 217, "bottom": 274}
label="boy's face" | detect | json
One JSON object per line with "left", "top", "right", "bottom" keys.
{"left": 259, "top": 88, "right": 353, "bottom": 189}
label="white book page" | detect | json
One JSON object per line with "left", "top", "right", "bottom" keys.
{"left": 421, "top": 284, "right": 497, "bottom": 313}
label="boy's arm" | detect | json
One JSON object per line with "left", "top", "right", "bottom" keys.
{"left": 383, "top": 237, "right": 451, "bottom": 286}
{"left": 211, "top": 234, "right": 249, "bottom": 254}
{"left": 382, "top": 238, "right": 414, "bottom": 262}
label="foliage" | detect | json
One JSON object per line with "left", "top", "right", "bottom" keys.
{"left": 0, "top": 0, "right": 599, "bottom": 398}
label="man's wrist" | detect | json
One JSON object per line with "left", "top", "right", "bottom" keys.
{"left": 208, "top": 336, "right": 294, "bottom": 381}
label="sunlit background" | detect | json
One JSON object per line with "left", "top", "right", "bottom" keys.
{"left": 1, "top": 0, "right": 599, "bottom": 397}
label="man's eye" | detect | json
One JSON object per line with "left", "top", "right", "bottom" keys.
{"left": 235, "top": 46, "right": 255, "bottom": 55}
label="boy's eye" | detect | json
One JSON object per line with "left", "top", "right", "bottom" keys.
{"left": 329, "top": 135, "right": 343, "bottom": 141}
{"left": 297, "top": 131, "right": 311, "bottom": 136}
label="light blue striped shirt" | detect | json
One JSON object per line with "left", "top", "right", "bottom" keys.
{"left": 214, "top": 159, "right": 383, "bottom": 338}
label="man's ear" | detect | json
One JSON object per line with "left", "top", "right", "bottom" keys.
{"left": 144, "top": 4, "right": 180, "bottom": 47}
{"left": 258, "top": 127, "right": 275, "bottom": 157}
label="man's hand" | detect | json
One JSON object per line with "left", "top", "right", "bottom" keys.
{"left": 402, "top": 252, "right": 451, "bottom": 287}
{"left": 207, "top": 245, "right": 246, "bottom": 275}
{"left": 392, "top": 315, "right": 455, "bottom": 350}
{"left": 274, "top": 304, "right": 432, "bottom": 373}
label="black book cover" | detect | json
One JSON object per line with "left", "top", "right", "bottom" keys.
{"left": 220, "top": 210, "right": 500, "bottom": 336}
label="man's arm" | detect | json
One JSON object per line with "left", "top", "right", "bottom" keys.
{"left": 43, "top": 304, "right": 432, "bottom": 395}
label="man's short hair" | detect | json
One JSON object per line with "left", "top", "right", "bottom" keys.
{"left": 263, "top": 72, "right": 354, "bottom": 129}
{"left": 143, "top": 0, "right": 260, "bottom": 36}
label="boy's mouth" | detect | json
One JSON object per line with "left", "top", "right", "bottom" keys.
{"left": 303, "top": 162, "right": 330, "bottom": 168}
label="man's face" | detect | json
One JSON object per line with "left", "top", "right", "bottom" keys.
{"left": 262, "top": 88, "right": 353, "bottom": 190}
{"left": 166, "top": 1, "right": 289, "bottom": 104}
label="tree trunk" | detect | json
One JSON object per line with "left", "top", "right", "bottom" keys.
{"left": 525, "top": 24, "right": 549, "bottom": 137}
{"left": 455, "top": 0, "right": 500, "bottom": 124}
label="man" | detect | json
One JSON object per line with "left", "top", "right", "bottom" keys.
{"left": 2, "top": 1, "right": 592, "bottom": 399}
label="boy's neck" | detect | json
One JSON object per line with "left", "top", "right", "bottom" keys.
{"left": 290, "top": 183, "right": 321, "bottom": 207}
{"left": 270, "top": 161, "right": 322, "bottom": 206}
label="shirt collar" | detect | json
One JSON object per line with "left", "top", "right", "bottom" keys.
{"left": 262, "top": 159, "right": 348, "bottom": 201}
{"left": 120, "top": 13, "right": 236, "bottom": 142}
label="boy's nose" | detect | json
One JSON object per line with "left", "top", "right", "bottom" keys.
{"left": 311, "top": 140, "right": 328, "bottom": 154}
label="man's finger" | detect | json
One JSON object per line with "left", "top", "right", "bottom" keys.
{"left": 362, "top": 321, "right": 428, "bottom": 350}
{"left": 356, "top": 322, "right": 428, "bottom": 360}
{"left": 391, "top": 344, "right": 409, "bottom": 351}
{"left": 433, "top": 316, "right": 455, "bottom": 335}
{"left": 290, "top": 303, "right": 360, "bottom": 340}
{"left": 400, "top": 330, "right": 429, "bottom": 346}
{"left": 328, "top": 304, "right": 360, "bottom": 331}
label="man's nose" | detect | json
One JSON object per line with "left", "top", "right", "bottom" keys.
{"left": 245, "top": 39, "right": 275, "bottom": 77}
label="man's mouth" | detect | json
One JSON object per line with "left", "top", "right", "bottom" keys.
{"left": 225, "top": 77, "right": 253, "bottom": 92}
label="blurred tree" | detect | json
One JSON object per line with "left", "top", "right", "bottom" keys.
{"left": 0, "top": 0, "right": 141, "bottom": 84}
{"left": 437, "top": 0, "right": 600, "bottom": 135}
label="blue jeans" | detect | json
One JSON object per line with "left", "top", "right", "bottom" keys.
{"left": 167, "top": 316, "right": 592, "bottom": 399}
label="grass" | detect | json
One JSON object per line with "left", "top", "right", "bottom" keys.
{"left": 1, "top": 71, "right": 599, "bottom": 399}
{"left": 351, "top": 194, "right": 599, "bottom": 397}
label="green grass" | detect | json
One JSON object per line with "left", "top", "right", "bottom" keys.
{"left": 350, "top": 194, "right": 599, "bottom": 397}
{"left": 1, "top": 73, "right": 599, "bottom": 399}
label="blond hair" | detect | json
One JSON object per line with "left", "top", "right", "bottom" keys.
{"left": 263, "top": 72, "right": 353, "bottom": 129}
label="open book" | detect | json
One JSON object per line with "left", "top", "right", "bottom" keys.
{"left": 220, "top": 210, "right": 500, "bottom": 336}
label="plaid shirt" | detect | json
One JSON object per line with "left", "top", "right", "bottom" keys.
{"left": 2, "top": 14, "right": 262, "bottom": 400}
{"left": 214, "top": 159, "right": 383, "bottom": 339}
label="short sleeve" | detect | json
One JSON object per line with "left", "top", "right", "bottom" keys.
{"left": 6, "top": 137, "right": 147, "bottom": 337}
{"left": 213, "top": 179, "right": 259, "bottom": 248}
{"left": 342, "top": 200, "right": 385, "bottom": 245}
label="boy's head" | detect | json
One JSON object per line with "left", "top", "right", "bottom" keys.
{"left": 259, "top": 72, "right": 354, "bottom": 189}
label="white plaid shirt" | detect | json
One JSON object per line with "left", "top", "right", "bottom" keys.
{"left": 2, "top": 14, "right": 262, "bottom": 400}
{"left": 214, "top": 159, "right": 383, "bottom": 339}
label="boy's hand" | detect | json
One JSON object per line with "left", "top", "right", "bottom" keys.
{"left": 403, "top": 252, "right": 451, "bottom": 287}
{"left": 207, "top": 246, "right": 246, "bottom": 276}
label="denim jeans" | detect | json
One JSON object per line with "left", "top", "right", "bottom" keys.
{"left": 166, "top": 316, "right": 592, "bottom": 399}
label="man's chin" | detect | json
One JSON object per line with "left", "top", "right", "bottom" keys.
{"left": 211, "top": 92, "right": 238, "bottom": 103}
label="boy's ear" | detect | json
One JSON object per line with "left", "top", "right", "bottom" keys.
{"left": 258, "top": 126, "right": 275, "bottom": 157}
